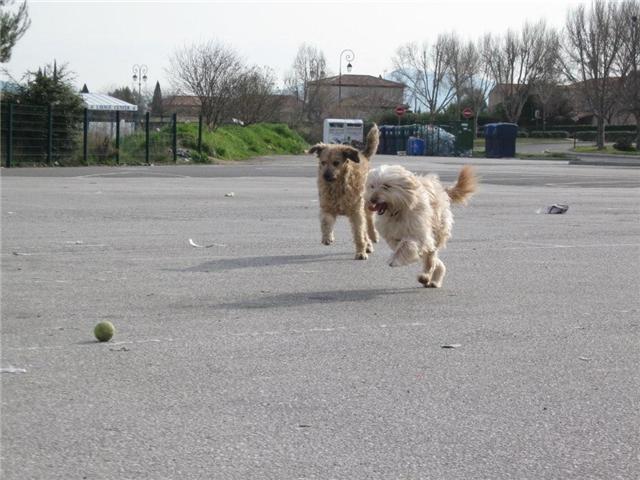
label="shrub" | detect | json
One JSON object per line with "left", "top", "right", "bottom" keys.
{"left": 613, "top": 136, "right": 636, "bottom": 151}
{"left": 190, "top": 151, "right": 211, "bottom": 163}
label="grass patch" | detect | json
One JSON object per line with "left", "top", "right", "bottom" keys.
{"left": 516, "top": 152, "right": 574, "bottom": 160}
{"left": 572, "top": 145, "right": 640, "bottom": 156}
{"left": 177, "top": 122, "right": 308, "bottom": 162}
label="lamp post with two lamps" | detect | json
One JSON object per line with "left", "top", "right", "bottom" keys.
{"left": 631, "top": 15, "right": 638, "bottom": 148}
{"left": 132, "top": 64, "right": 148, "bottom": 109}
{"left": 338, "top": 49, "right": 354, "bottom": 109}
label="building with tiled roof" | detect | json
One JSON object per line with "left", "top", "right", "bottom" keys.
{"left": 307, "top": 74, "right": 406, "bottom": 118}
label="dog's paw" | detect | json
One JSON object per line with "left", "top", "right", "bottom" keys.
{"left": 321, "top": 237, "right": 334, "bottom": 245}
{"left": 366, "top": 243, "right": 374, "bottom": 253}
{"left": 355, "top": 252, "right": 369, "bottom": 260}
{"left": 389, "top": 257, "right": 402, "bottom": 267}
{"left": 418, "top": 274, "right": 441, "bottom": 288}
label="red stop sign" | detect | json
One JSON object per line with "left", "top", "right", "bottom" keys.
{"left": 462, "top": 107, "right": 474, "bottom": 119}
{"left": 394, "top": 106, "right": 406, "bottom": 116}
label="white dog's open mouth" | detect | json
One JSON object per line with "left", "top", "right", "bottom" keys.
{"left": 368, "top": 202, "right": 388, "bottom": 215}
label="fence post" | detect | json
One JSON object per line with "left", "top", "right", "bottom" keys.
{"left": 145, "top": 111, "right": 150, "bottom": 165}
{"left": 115, "top": 110, "right": 120, "bottom": 165}
{"left": 6, "top": 103, "right": 14, "bottom": 167}
{"left": 172, "top": 113, "right": 177, "bottom": 163}
{"left": 198, "top": 114, "right": 203, "bottom": 153}
{"left": 83, "top": 108, "right": 89, "bottom": 165}
{"left": 47, "top": 104, "right": 53, "bottom": 165}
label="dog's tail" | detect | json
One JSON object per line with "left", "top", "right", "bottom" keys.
{"left": 361, "top": 124, "right": 380, "bottom": 159}
{"left": 446, "top": 165, "right": 477, "bottom": 205}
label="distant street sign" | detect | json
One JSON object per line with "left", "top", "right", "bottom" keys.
{"left": 462, "top": 107, "right": 474, "bottom": 119}
{"left": 394, "top": 106, "right": 406, "bottom": 117}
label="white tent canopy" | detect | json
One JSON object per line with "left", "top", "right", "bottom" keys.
{"left": 81, "top": 93, "right": 137, "bottom": 111}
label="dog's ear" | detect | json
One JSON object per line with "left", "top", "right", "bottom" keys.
{"left": 307, "top": 144, "right": 325, "bottom": 156}
{"left": 342, "top": 147, "right": 360, "bottom": 163}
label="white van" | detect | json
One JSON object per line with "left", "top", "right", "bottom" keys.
{"left": 323, "top": 118, "right": 364, "bottom": 145}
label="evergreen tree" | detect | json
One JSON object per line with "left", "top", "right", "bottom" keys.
{"left": 109, "top": 86, "right": 136, "bottom": 105}
{"left": 150, "top": 81, "right": 163, "bottom": 117}
{"left": 4, "top": 61, "right": 84, "bottom": 162}
{"left": 0, "top": 0, "right": 31, "bottom": 62}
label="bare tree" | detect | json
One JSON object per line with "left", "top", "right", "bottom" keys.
{"left": 465, "top": 39, "right": 494, "bottom": 134}
{"left": 167, "top": 40, "right": 244, "bottom": 129}
{"left": 483, "top": 21, "right": 558, "bottom": 123}
{"left": 0, "top": 0, "right": 30, "bottom": 63}
{"left": 617, "top": 0, "right": 640, "bottom": 147}
{"left": 531, "top": 30, "right": 562, "bottom": 131}
{"left": 392, "top": 35, "right": 456, "bottom": 121}
{"left": 283, "top": 43, "right": 329, "bottom": 123}
{"left": 560, "top": 0, "right": 627, "bottom": 148}
{"left": 443, "top": 33, "right": 476, "bottom": 119}
{"left": 233, "top": 66, "right": 280, "bottom": 125}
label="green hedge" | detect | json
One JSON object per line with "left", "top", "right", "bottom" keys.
{"left": 544, "top": 124, "right": 638, "bottom": 133}
{"left": 574, "top": 131, "right": 637, "bottom": 142}
{"left": 530, "top": 131, "right": 570, "bottom": 139}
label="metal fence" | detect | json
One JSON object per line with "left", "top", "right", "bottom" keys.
{"left": 0, "top": 103, "right": 200, "bottom": 167}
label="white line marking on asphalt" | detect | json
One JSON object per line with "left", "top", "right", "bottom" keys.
{"left": 227, "top": 321, "right": 429, "bottom": 338}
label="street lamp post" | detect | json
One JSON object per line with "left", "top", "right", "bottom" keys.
{"left": 132, "top": 64, "right": 148, "bottom": 108}
{"left": 338, "top": 49, "right": 354, "bottom": 110}
{"left": 631, "top": 15, "right": 638, "bottom": 148}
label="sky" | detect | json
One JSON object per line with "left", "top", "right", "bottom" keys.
{"left": 3, "top": 0, "right": 588, "bottom": 96}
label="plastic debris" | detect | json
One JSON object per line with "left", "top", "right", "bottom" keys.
{"left": 188, "top": 238, "right": 226, "bottom": 248}
{"left": 424, "top": 125, "right": 458, "bottom": 156}
{"left": 441, "top": 344, "right": 462, "bottom": 349}
{"left": 225, "top": 192, "right": 235, "bottom": 197}
{"left": 1, "top": 366, "right": 27, "bottom": 374}
{"left": 539, "top": 204, "right": 569, "bottom": 214}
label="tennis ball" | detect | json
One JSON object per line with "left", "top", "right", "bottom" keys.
{"left": 94, "top": 321, "right": 115, "bottom": 342}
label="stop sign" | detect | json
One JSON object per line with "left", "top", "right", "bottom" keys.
{"left": 394, "top": 106, "right": 406, "bottom": 116}
{"left": 462, "top": 107, "right": 474, "bottom": 119}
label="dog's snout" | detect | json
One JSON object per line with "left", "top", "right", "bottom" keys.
{"left": 323, "top": 171, "right": 336, "bottom": 182}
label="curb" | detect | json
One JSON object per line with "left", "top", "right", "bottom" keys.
{"left": 569, "top": 158, "right": 640, "bottom": 167}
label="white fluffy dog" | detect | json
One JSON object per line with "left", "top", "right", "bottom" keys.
{"left": 365, "top": 164, "right": 477, "bottom": 288}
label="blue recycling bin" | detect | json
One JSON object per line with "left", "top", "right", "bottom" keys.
{"left": 407, "top": 136, "right": 426, "bottom": 156}
{"left": 485, "top": 122, "right": 518, "bottom": 158}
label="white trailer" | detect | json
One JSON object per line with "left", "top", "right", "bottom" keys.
{"left": 323, "top": 118, "right": 364, "bottom": 145}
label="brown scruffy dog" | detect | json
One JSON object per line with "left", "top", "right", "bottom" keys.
{"left": 365, "top": 164, "right": 477, "bottom": 287}
{"left": 308, "top": 125, "right": 380, "bottom": 260}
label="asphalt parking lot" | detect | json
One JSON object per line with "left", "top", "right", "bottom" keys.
{"left": 1, "top": 155, "right": 639, "bottom": 479}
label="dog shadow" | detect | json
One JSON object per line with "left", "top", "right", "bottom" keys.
{"left": 211, "top": 287, "right": 422, "bottom": 310}
{"left": 182, "top": 253, "right": 349, "bottom": 273}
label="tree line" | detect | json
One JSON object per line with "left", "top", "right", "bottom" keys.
{"left": 392, "top": 0, "right": 639, "bottom": 148}
{"left": 2, "top": 0, "right": 639, "bottom": 149}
